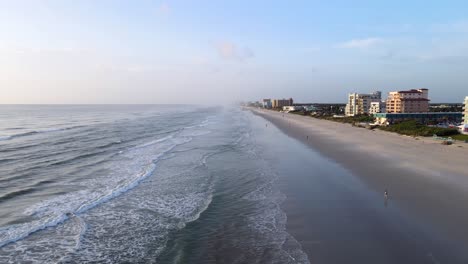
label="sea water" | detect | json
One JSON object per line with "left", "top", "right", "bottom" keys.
{"left": 0, "top": 105, "right": 308, "bottom": 263}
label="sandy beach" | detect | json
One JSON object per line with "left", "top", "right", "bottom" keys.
{"left": 250, "top": 107, "right": 468, "bottom": 263}
{"left": 253, "top": 108, "right": 468, "bottom": 175}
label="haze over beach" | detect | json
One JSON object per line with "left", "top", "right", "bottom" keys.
{"left": 1, "top": 1, "right": 468, "bottom": 264}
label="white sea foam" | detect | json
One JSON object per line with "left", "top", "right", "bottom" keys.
{"left": 0, "top": 125, "right": 83, "bottom": 142}
{"left": 0, "top": 135, "right": 12, "bottom": 141}
{"left": 0, "top": 213, "right": 90, "bottom": 263}
{"left": 238, "top": 120, "right": 310, "bottom": 263}
{"left": 0, "top": 125, "right": 210, "bottom": 249}
{"left": 66, "top": 134, "right": 217, "bottom": 263}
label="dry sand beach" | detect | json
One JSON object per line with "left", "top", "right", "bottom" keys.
{"left": 251, "top": 107, "right": 468, "bottom": 263}
{"left": 255, "top": 108, "right": 468, "bottom": 176}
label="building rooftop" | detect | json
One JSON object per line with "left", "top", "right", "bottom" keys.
{"left": 374, "top": 112, "right": 462, "bottom": 117}
{"left": 400, "top": 98, "right": 430, "bottom": 101}
{"left": 397, "top": 89, "right": 427, "bottom": 93}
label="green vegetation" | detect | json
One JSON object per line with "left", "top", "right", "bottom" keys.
{"left": 314, "top": 114, "right": 374, "bottom": 124}
{"left": 378, "top": 120, "right": 459, "bottom": 137}
{"left": 451, "top": 134, "right": 468, "bottom": 141}
{"left": 289, "top": 111, "right": 308, "bottom": 116}
{"left": 295, "top": 112, "right": 468, "bottom": 141}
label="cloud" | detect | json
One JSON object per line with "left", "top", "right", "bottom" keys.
{"left": 156, "top": 3, "right": 171, "bottom": 16}
{"left": 380, "top": 50, "right": 396, "bottom": 60}
{"left": 416, "top": 55, "right": 468, "bottom": 65}
{"left": 216, "top": 42, "right": 254, "bottom": 61}
{"left": 0, "top": 47, "right": 88, "bottom": 55}
{"left": 190, "top": 56, "right": 209, "bottom": 66}
{"left": 337, "top": 37, "right": 383, "bottom": 49}
{"left": 302, "top": 46, "right": 321, "bottom": 53}
{"left": 432, "top": 20, "right": 468, "bottom": 33}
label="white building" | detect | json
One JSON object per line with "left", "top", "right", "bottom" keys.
{"left": 369, "top": 101, "right": 386, "bottom": 115}
{"left": 464, "top": 96, "right": 468, "bottom": 124}
{"left": 282, "top": 106, "right": 303, "bottom": 112}
{"left": 345, "top": 91, "right": 382, "bottom": 116}
{"left": 262, "top": 99, "right": 272, "bottom": 109}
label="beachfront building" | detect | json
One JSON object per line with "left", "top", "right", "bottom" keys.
{"left": 272, "top": 98, "right": 293, "bottom": 108}
{"left": 374, "top": 112, "right": 463, "bottom": 125}
{"left": 262, "top": 99, "right": 272, "bottom": 109}
{"left": 369, "top": 101, "right": 386, "bottom": 115}
{"left": 345, "top": 91, "right": 382, "bottom": 116}
{"left": 282, "top": 106, "right": 303, "bottom": 112}
{"left": 461, "top": 96, "right": 468, "bottom": 134}
{"left": 302, "top": 105, "right": 317, "bottom": 111}
{"left": 386, "top": 89, "right": 430, "bottom": 113}
{"left": 464, "top": 96, "right": 468, "bottom": 124}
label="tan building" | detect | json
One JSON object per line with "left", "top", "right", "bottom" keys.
{"left": 345, "top": 91, "right": 381, "bottom": 116}
{"left": 386, "top": 89, "right": 429, "bottom": 113}
{"left": 272, "top": 98, "right": 293, "bottom": 108}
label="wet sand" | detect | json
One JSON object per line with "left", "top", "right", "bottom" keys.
{"left": 251, "top": 108, "right": 468, "bottom": 263}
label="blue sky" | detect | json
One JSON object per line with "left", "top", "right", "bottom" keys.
{"left": 1, "top": 0, "right": 467, "bottom": 104}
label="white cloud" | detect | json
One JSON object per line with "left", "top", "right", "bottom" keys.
{"left": 190, "top": 56, "right": 209, "bottom": 66}
{"left": 302, "top": 46, "right": 321, "bottom": 53}
{"left": 337, "top": 37, "right": 383, "bottom": 49}
{"left": 432, "top": 20, "right": 468, "bottom": 33}
{"left": 217, "top": 41, "right": 254, "bottom": 61}
{"left": 156, "top": 3, "right": 171, "bottom": 16}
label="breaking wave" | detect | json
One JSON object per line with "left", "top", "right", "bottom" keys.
{"left": 0, "top": 126, "right": 206, "bottom": 249}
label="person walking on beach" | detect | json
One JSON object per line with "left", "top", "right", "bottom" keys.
{"left": 384, "top": 189, "right": 389, "bottom": 199}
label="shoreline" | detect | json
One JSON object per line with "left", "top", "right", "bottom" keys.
{"left": 250, "top": 108, "right": 468, "bottom": 254}
{"left": 252, "top": 108, "right": 468, "bottom": 177}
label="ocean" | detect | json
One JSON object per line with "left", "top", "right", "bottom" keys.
{"left": 0, "top": 105, "right": 308, "bottom": 263}
{"left": 3, "top": 105, "right": 467, "bottom": 264}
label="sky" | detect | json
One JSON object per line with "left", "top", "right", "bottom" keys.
{"left": 1, "top": 0, "right": 468, "bottom": 104}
